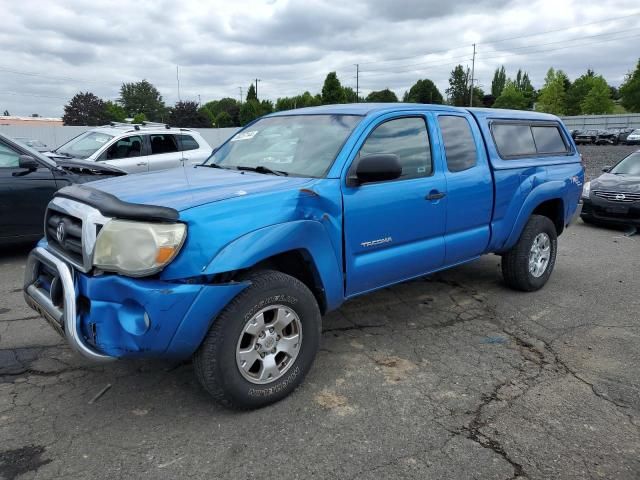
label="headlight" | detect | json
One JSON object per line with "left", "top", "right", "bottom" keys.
{"left": 93, "top": 220, "right": 186, "bottom": 276}
{"left": 581, "top": 181, "right": 591, "bottom": 199}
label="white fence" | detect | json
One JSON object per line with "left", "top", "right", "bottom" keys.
{"left": 560, "top": 114, "right": 640, "bottom": 130}
{"left": 0, "top": 125, "right": 239, "bottom": 150}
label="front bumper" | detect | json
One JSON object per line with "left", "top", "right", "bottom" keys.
{"left": 581, "top": 197, "right": 640, "bottom": 225}
{"left": 24, "top": 246, "right": 249, "bottom": 361}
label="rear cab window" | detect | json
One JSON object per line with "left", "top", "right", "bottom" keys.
{"left": 438, "top": 115, "right": 478, "bottom": 172}
{"left": 492, "top": 121, "right": 569, "bottom": 159}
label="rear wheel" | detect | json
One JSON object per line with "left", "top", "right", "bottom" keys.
{"left": 193, "top": 270, "right": 321, "bottom": 409}
{"left": 501, "top": 215, "right": 558, "bottom": 292}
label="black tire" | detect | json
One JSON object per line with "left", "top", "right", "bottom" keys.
{"left": 501, "top": 215, "right": 558, "bottom": 292}
{"left": 193, "top": 270, "right": 321, "bottom": 409}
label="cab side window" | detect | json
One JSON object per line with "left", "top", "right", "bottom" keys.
{"left": 149, "top": 134, "right": 179, "bottom": 155}
{"left": 359, "top": 117, "right": 432, "bottom": 180}
{"left": 105, "top": 135, "right": 143, "bottom": 160}
{"left": 438, "top": 115, "right": 478, "bottom": 172}
{"left": 0, "top": 142, "right": 20, "bottom": 168}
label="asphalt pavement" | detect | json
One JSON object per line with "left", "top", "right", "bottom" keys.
{"left": 1, "top": 221, "right": 639, "bottom": 480}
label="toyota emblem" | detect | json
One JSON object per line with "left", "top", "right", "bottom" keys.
{"left": 56, "top": 222, "right": 66, "bottom": 243}
{"left": 615, "top": 193, "right": 626, "bottom": 201}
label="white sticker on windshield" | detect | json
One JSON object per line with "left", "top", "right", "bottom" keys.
{"left": 95, "top": 136, "right": 109, "bottom": 143}
{"left": 230, "top": 130, "right": 258, "bottom": 142}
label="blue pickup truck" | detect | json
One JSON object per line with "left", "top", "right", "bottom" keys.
{"left": 24, "top": 104, "right": 583, "bottom": 409}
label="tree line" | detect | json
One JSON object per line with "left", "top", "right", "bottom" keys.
{"left": 61, "top": 58, "right": 640, "bottom": 127}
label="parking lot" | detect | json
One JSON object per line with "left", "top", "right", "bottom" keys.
{"left": 1, "top": 148, "right": 639, "bottom": 480}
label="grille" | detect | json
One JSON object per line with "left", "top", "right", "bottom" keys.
{"left": 45, "top": 209, "right": 84, "bottom": 265}
{"left": 593, "top": 190, "right": 640, "bottom": 203}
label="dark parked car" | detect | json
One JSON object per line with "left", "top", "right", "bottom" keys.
{"left": 607, "top": 128, "right": 634, "bottom": 144}
{"left": 0, "top": 133, "right": 126, "bottom": 245}
{"left": 581, "top": 150, "right": 640, "bottom": 226}
{"left": 574, "top": 129, "right": 598, "bottom": 145}
{"left": 593, "top": 129, "right": 618, "bottom": 145}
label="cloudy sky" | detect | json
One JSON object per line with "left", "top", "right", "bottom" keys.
{"left": 1, "top": 0, "right": 639, "bottom": 117}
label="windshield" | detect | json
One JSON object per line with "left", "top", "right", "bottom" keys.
{"left": 206, "top": 114, "right": 362, "bottom": 177}
{"left": 610, "top": 152, "right": 640, "bottom": 175}
{"left": 56, "top": 131, "right": 114, "bottom": 159}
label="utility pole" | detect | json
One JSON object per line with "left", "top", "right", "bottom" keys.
{"left": 355, "top": 64, "right": 359, "bottom": 102}
{"left": 176, "top": 65, "right": 181, "bottom": 102}
{"left": 469, "top": 43, "right": 476, "bottom": 107}
{"left": 197, "top": 94, "right": 201, "bottom": 106}
{"left": 255, "top": 78, "right": 261, "bottom": 100}
{"left": 238, "top": 87, "right": 243, "bottom": 104}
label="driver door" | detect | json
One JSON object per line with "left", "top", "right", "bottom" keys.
{"left": 342, "top": 114, "right": 447, "bottom": 296}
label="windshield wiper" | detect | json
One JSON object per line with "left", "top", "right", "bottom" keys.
{"left": 196, "top": 163, "right": 227, "bottom": 169}
{"left": 235, "top": 165, "right": 288, "bottom": 176}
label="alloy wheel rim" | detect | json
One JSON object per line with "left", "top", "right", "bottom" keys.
{"left": 529, "top": 233, "right": 551, "bottom": 278}
{"left": 235, "top": 305, "right": 302, "bottom": 384}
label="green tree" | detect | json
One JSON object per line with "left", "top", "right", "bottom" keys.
{"left": 491, "top": 66, "right": 507, "bottom": 98}
{"left": 535, "top": 68, "right": 567, "bottom": 115}
{"left": 493, "top": 81, "right": 528, "bottom": 110}
{"left": 199, "top": 106, "right": 216, "bottom": 126}
{"left": 343, "top": 87, "right": 362, "bottom": 103}
{"left": 321, "top": 72, "right": 346, "bottom": 104}
{"left": 215, "top": 111, "right": 234, "bottom": 127}
{"left": 366, "top": 88, "right": 398, "bottom": 103}
{"left": 620, "top": 59, "right": 640, "bottom": 112}
{"left": 119, "top": 80, "right": 167, "bottom": 122}
{"left": 203, "top": 97, "right": 241, "bottom": 126}
{"left": 403, "top": 79, "right": 443, "bottom": 104}
{"left": 132, "top": 113, "right": 147, "bottom": 124}
{"left": 514, "top": 69, "right": 536, "bottom": 109}
{"left": 103, "top": 100, "right": 126, "bottom": 122}
{"left": 246, "top": 83, "right": 257, "bottom": 102}
{"left": 446, "top": 65, "right": 470, "bottom": 106}
{"left": 168, "top": 101, "right": 211, "bottom": 127}
{"left": 581, "top": 76, "right": 615, "bottom": 114}
{"left": 239, "top": 100, "right": 259, "bottom": 125}
{"left": 62, "top": 92, "right": 109, "bottom": 126}
{"left": 566, "top": 70, "right": 596, "bottom": 116}
{"left": 275, "top": 91, "right": 322, "bottom": 111}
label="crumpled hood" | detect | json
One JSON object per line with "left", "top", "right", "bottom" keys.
{"left": 88, "top": 165, "right": 313, "bottom": 211}
{"left": 591, "top": 173, "right": 640, "bottom": 193}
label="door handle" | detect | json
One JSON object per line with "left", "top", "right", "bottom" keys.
{"left": 426, "top": 191, "right": 446, "bottom": 201}
{"left": 137, "top": 162, "right": 147, "bottom": 166}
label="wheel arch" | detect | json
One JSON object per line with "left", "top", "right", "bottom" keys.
{"left": 502, "top": 182, "right": 566, "bottom": 251}
{"left": 202, "top": 220, "right": 344, "bottom": 313}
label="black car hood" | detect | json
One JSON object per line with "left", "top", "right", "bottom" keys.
{"left": 592, "top": 173, "right": 640, "bottom": 193}
{"left": 54, "top": 158, "right": 126, "bottom": 176}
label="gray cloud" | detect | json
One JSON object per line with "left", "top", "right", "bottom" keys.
{"left": 0, "top": 0, "right": 638, "bottom": 117}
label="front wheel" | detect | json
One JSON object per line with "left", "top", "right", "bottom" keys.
{"left": 501, "top": 215, "right": 558, "bottom": 292}
{"left": 193, "top": 270, "right": 321, "bottom": 409}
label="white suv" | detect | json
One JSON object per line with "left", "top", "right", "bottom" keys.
{"left": 47, "top": 123, "right": 213, "bottom": 173}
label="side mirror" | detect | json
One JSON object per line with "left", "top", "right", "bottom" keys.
{"left": 353, "top": 154, "right": 402, "bottom": 185}
{"left": 18, "top": 155, "right": 39, "bottom": 170}
{"left": 602, "top": 166, "right": 611, "bottom": 173}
